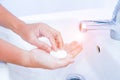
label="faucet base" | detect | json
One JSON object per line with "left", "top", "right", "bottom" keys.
{"left": 110, "top": 29, "right": 120, "bottom": 40}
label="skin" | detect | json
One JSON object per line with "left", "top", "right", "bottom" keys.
{"left": 0, "top": 4, "right": 83, "bottom": 69}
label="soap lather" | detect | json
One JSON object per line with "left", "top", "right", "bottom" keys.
{"left": 50, "top": 50, "right": 68, "bottom": 59}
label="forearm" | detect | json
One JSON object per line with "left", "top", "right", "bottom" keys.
{"left": 0, "top": 39, "right": 30, "bottom": 67}
{"left": 0, "top": 4, "right": 25, "bottom": 33}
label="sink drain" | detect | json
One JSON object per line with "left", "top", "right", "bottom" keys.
{"left": 66, "top": 74, "right": 85, "bottom": 80}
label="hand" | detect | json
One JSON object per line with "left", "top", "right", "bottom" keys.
{"left": 28, "top": 41, "right": 82, "bottom": 69}
{"left": 17, "top": 23, "right": 63, "bottom": 52}
{"left": 64, "top": 41, "right": 83, "bottom": 58}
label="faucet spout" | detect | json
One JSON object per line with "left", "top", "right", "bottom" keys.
{"left": 79, "top": 20, "right": 115, "bottom": 32}
{"left": 79, "top": 20, "right": 120, "bottom": 40}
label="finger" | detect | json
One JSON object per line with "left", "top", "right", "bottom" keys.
{"left": 63, "top": 43, "right": 69, "bottom": 51}
{"left": 69, "top": 45, "right": 83, "bottom": 58}
{"left": 64, "top": 41, "right": 79, "bottom": 52}
{"left": 32, "top": 38, "right": 51, "bottom": 52}
{"left": 49, "top": 37, "right": 57, "bottom": 51}
{"left": 55, "top": 32, "right": 64, "bottom": 49}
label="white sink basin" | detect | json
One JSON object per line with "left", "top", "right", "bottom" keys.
{"left": 82, "top": 30, "right": 120, "bottom": 80}
{"left": 0, "top": 10, "right": 120, "bottom": 80}
{"left": 0, "top": 62, "right": 10, "bottom": 80}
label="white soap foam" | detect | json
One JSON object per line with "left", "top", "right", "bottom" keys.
{"left": 50, "top": 50, "right": 67, "bottom": 59}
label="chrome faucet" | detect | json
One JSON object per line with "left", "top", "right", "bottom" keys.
{"left": 79, "top": 0, "right": 120, "bottom": 40}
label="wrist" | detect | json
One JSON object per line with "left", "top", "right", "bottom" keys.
{"left": 10, "top": 20, "right": 26, "bottom": 34}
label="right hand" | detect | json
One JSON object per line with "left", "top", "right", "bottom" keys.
{"left": 16, "top": 23, "right": 64, "bottom": 52}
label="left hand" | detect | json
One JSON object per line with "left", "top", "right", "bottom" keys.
{"left": 27, "top": 41, "right": 82, "bottom": 69}
{"left": 16, "top": 23, "right": 64, "bottom": 52}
